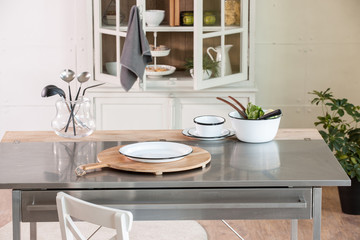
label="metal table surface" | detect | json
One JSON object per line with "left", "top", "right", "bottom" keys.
{"left": 0, "top": 138, "right": 350, "bottom": 240}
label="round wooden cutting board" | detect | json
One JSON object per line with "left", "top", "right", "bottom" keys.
{"left": 76, "top": 145, "right": 211, "bottom": 176}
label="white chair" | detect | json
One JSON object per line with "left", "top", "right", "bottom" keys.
{"left": 56, "top": 192, "right": 133, "bottom": 240}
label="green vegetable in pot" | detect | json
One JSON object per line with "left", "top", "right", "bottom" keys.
{"left": 246, "top": 103, "right": 264, "bottom": 119}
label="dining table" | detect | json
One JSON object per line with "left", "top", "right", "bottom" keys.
{"left": 0, "top": 129, "right": 350, "bottom": 240}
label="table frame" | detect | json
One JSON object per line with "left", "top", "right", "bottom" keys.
{"left": 11, "top": 187, "right": 322, "bottom": 240}
{"left": 1, "top": 130, "right": 348, "bottom": 240}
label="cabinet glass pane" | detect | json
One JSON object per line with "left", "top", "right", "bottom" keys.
{"left": 101, "top": 0, "right": 116, "bottom": 28}
{"left": 101, "top": 34, "right": 117, "bottom": 76}
{"left": 202, "top": 33, "right": 242, "bottom": 78}
{"left": 119, "top": 0, "right": 135, "bottom": 26}
{"left": 203, "top": 0, "right": 220, "bottom": 29}
{"left": 225, "top": 33, "right": 242, "bottom": 75}
{"left": 203, "top": 36, "right": 221, "bottom": 79}
{"left": 225, "top": 0, "right": 242, "bottom": 28}
{"left": 101, "top": 0, "right": 134, "bottom": 28}
{"left": 201, "top": 0, "right": 242, "bottom": 32}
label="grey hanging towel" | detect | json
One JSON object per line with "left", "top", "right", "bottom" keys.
{"left": 120, "top": 5, "right": 152, "bottom": 91}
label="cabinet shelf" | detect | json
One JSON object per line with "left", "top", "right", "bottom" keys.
{"left": 146, "top": 70, "right": 191, "bottom": 81}
{"left": 101, "top": 25, "right": 241, "bottom": 33}
{"left": 101, "top": 25, "right": 196, "bottom": 32}
{"left": 145, "top": 71, "right": 193, "bottom": 89}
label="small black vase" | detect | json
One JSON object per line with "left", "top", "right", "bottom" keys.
{"left": 338, "top": 178, "right": 360, "bottom": 215}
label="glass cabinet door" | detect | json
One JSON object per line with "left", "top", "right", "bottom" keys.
{"left": 93, "top": 0, "right": 252, "bottom": 90}
{"left": 94, "top": 0, "right": 140, "bottom": 88}
{"left": 193, "top": 0, "right": 248, "bottom": 90}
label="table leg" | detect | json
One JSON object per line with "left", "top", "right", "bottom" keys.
{"left": 313, "top": 187, "right": 322, "bottom": 240}
{"left": 12, "top": 190, "right": 21, "bottom": 240}
{"left": 30, "top": 222, "right": 37, "bottom": 240}
{"left": 291, "top": 219, "right": 298, "bottom": 240}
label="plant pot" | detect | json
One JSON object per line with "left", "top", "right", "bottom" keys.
{"left": 190, "top": 69, "right": 212, "bottom": 80}
{"left": 338, "top": 178, "right": 360, "bottom": 215}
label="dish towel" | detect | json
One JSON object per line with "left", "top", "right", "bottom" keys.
{"left": 120, "top": 5, "right": 152, "bottom": 91}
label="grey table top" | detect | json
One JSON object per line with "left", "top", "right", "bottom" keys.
{"left": 0, "top": 138, "right": 350, "bottom": 189}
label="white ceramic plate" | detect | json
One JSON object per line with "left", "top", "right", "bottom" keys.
{"left": 151, "top": 49, "right": 170, "bottom": 57}
{"left": 182, "top": 128, "right": 235, "bottom": 141}
{"left": 188, "top": 128, "right": 230, "bottom": 138}
{"left": 119, "top": 141, "right": 193, "bottom": 163}
{"left": 146, "top": 65, "right": 176, "bottom": 77}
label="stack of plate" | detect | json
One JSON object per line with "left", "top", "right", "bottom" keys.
{"left": 119, "top": 141, "right": 193, "bottom": 163}
{"left": 182, "top": 127, "right": 235, "bottom": 141}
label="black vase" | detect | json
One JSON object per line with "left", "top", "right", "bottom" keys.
{"left": 338, "top": 178, "right": 360, "bottom": 215}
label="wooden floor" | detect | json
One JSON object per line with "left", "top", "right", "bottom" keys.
{"left": 1, "top": 187, "right": 359, "bottom": 239}
{"left": 199, "top": 187, "right": 360, "bottom": 240}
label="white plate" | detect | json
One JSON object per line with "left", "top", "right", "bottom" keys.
{"left": 189, "top": 128, "right": 230, "bottom": 138}
{"left": 182, "top": 128, "right": 235, "bottom": 141}
{"left": 146, "top": 65, "right": 176, "bottom": 77}
{"left": 151, "top": 49, "right": 170, "bottom": 57}
{"left": 119, "top": 141, "right": 193, "bottom": 163}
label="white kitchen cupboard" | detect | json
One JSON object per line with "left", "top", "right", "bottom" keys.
{"left": 87, "top": 88, "right": 255, "bottom": 130}
{"left": 90, "top": 0, "right": 256, "bottom": 130}
{"left": 92, "top": 93, "right": 172, "bottom": 130}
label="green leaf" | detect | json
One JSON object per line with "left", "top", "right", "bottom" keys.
{"left": 309, "top": 88, "right": 360, "bottom": 180}
{"left": 245, "top": 103, "right": 264, "bottom": 120}
{"left": 337, "top": 109, "right": 344, "bottom": 117}
{"left": 319, "top": 130, "right": 328, "bottom": 141}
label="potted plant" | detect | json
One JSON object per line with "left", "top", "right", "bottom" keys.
{"left": 184, "top": 55, "right": 219, "bottom": 80}
{"left": 310, "top": 88, "right": 360, "bottom": 215}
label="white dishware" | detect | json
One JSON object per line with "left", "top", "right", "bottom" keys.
{"left": 182, "top": 128, "right": 234, "bottom": 141}
{"left": 193, "top": 115, "right": 225, "bottom": 137}
{"left": 119, "top": 141, "right": 192, "bottom": 163}
{"left": 105, "top": 62, "right": 117, "bottom": 76}
{"left": 145, "top": 10, "right": 165, "bottom": 27}
{"left": 229, "top": 111, "right": 281, "bottom": 143}
{"left": 146, "top": 65, "right": 176, "bottom": 77}
{"left": 190, "top": 69, "right": 212, "bottom": 80}
{"left": 150, "top": 49, "right": 171, "bottom": 57}
{"left": 189, "top": 128, "right": 230, "bottom": 138}
{"left": 207, "top": 44, "right": 233, "bottom": 76}
{"left": 105, "top": 15, "right": 116, "bottom": 25}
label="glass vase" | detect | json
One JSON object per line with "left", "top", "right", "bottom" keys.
{"left": 52, "top": 97, "right": 95, "bottom": 138}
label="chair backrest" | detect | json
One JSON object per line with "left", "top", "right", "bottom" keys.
{"left": 56, "top": 192, "right": 133, "bottom": 240}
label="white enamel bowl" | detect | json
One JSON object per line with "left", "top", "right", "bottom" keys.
{"left": 193, "top": 115, "right": 225, "bottom": 137}
{"left": 229, "top": 111, "right": 281, "bottom": 143}
{"left": 145, "top": 10, "right": 165, "bottom": 27}
{"left": 105, "top": 62, "right": 117, "bottom": 76}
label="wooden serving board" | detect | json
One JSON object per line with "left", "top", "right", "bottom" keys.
{"left": 76, "top": 145, "right": 211, "bottom": 176}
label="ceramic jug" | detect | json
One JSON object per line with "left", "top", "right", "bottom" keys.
{"left": 207, "top": 44, "right": 233, "bottom": 76}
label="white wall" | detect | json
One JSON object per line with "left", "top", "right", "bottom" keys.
{"left": 0, "top": 0, "right": 93, "bottom": 138}
{"left": 255, "top": 0, "right": 360, "bottom": 128}
{"left": 1, "top": 0, "right": 360, "bottom": 137}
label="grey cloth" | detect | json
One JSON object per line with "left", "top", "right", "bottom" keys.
{"left": 120, "top": 5, "right": 152, "bottom": 91}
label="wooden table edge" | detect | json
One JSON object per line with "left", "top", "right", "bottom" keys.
{"left": 1, "top": 128, "right": 322, "bottom": 143}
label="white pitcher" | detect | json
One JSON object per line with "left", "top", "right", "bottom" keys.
{"left": 207, "top": 44, "right": 233, "bottom": 76}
